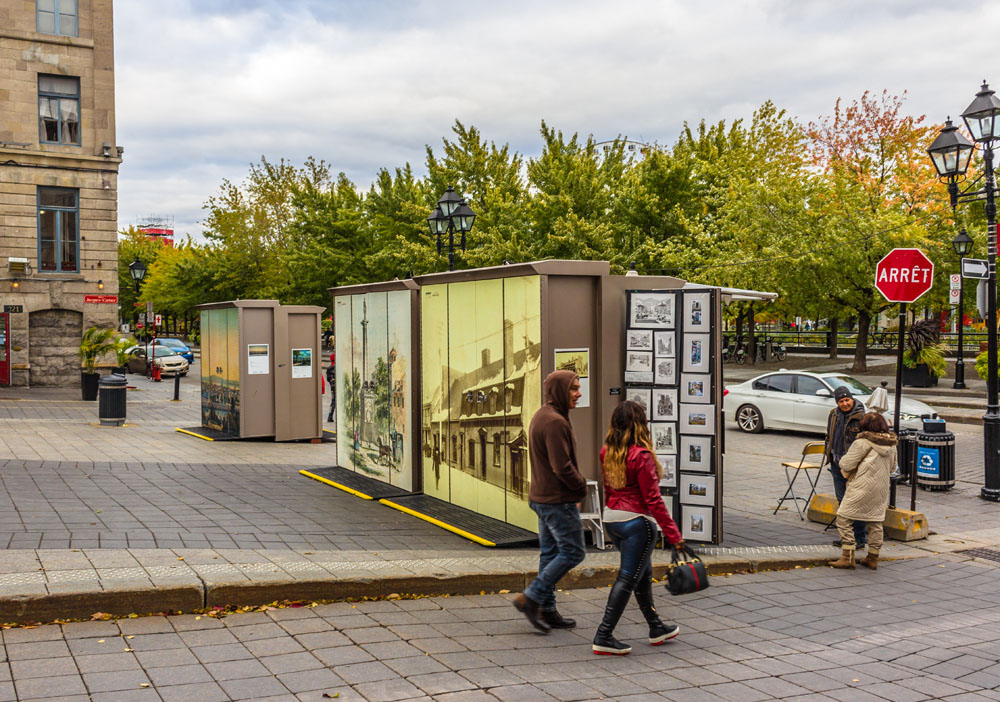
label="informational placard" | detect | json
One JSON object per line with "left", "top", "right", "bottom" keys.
{"left": 625, "top": 288, "right": 722, "bottom": 544}
{"left": 291, "top": 348, "right": 313, "bottom": 378}
{"left": 554, "top": 348, "right": 590, "bottom": 408}
{"left": 247, "top": 343, "right": 270, "bottom": 375}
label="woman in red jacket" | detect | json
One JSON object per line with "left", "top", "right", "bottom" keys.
{"left": 594, "top": 400, "right": 684, "bottom": 655}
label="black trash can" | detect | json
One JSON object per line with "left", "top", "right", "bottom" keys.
{"left": 916, "top": 419, "right": 956, "bottom": 491}
{"left": 895, "top": 429, "right": 918, "bottom": 485}
{"left": 98, "top": 373, "right": 128, "bottom": 426}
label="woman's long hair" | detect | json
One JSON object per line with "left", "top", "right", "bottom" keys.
{"left": 602, "top": 400, "right": 662, "bottom": 489}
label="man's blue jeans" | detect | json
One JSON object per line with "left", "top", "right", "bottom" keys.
{"left": 524, "top": 501, "right": 586, "bottom": 612}
{"left": 830, "top": 465, "right": 866, "bottom": 545}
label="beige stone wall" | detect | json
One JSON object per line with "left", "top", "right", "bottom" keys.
{"left": 0, "top": 0, "right": 120, "bottom": 387}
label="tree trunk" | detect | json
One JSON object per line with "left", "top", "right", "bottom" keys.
{"left": 829, "top": 317, "right": 839, "bottom": 359}
{"left": 735, "top": 307, "right": 745, "bottom": 346}
{"left": 748, "top": 304, "right": 757, "bottom": 364}
{"left": 852, "top": 311, "right": 871, "bottom": 373}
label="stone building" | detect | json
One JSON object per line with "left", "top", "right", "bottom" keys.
{"left": 0, "top": 0, "right": 121, "bottom": 387}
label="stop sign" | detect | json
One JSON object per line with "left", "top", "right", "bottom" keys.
{"left": 875, "top": 248, "right": 934, "bottom": 303}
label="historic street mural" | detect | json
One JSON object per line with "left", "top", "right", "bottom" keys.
{"left": 200, "top": 307, "right": 240, "bottom": 435}
{"left": 335, "top": 291, "right": 412, "bottom": 489}
{"left": 421, "top": 275, "right": 542, "bottom": 532}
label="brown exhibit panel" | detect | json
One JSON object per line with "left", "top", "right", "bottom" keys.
{"left": 195, "top": 300, "right": 323, "bottom": 441}
{"left": 327, "top": 261, "right": 741, "bottom": 542}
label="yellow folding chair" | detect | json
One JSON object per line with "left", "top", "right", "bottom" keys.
{"left": 775, "top": 441, "right": 826, "bottom": 520}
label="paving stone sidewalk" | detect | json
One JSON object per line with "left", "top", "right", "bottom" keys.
{"left": 0, "top": 552, "right": 998, "bottom": 701}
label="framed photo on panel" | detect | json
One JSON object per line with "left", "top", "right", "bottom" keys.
{"left": 683, "top": 334, "right": 711, "bottom": 373}
{"left": 683, "top": 291, "right": 712, "bottom": 333}
{"left": 629, "top": 292, "right": 675, "bottom": 329}
{"left": 680, "top": 435, "right": 713, "bottom": 473}
{"left": 651, "top": 387, "right": 677, "bottom": 421}
{"left": 625, "top": 371, "right": 653, "bottom": 384}
{"left": 654, "top": 330, "right": 676, "bottom": 358}
{"left": 681, "top": 505, "right": 713, "bottom": 542}
{"left": 650, "top": 422, "right": 677, "bottom": 454}
{"left": 658, "top": 454, "right": 677, "bottom": 489}
{"left": 625, "top": 387, "right": 651, "bottom": 416}
{"left": 626, "top": 351, "right": 653, "bottom": 373}
{"left": 681, "top": 373, "right": 712, "bottom": 404}
{"left": 654, "top": 357, "right": 677, "bottom": 386}
{"left": 680, "top": 474, "right": 716, "bottom": 506}
{"left": 680, "top": 404, "right": 715, "bottom": 435}
{"left": 626, "top": 329, "right": 653, "bottom": 351}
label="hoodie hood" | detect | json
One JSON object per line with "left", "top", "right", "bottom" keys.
{"left": 544, "top": 370, "right": 578, "bottom": 417}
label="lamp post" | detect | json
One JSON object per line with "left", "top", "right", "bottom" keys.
{"left": 128, "top": 257, "right": 147, "bottom": 342}
{"left": 928, "top": 81, "right": 1000, "bottom": 501}
{"left": 427, "top": 186, "right": 476, "bottom": 271}
{"left": 952, "top": 229, "right": 974, "bottom": 389}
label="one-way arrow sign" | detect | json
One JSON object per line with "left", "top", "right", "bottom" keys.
{"left": 962, "top": 258, "right": 990, "bottom": 280}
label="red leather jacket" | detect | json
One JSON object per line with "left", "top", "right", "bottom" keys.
{"left": 600, "top": 444, "right": 682, "bottom": 544}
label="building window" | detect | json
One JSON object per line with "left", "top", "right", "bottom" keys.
{"left": 38, "top": 187, "right": 78, "bottom": 272}
{"left": 38, "top": 75, "right": 80, "bottom": 145}
{"left": 37, "top": 0, "right": 78, "bottom": 37}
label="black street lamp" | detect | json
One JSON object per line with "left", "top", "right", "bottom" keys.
{"left": 952, "top": 229, "right": 974, "bottom": 389}
{"left": 928, "top": 81, "right": 1000, "bottom": 501}
{"left": 128, "top": 257, "right": 146, "bottom": 294}
{"left": 427, "top": 186, "right": 476, "bottom": 271}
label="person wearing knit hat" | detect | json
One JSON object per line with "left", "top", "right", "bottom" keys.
{"left": 824, "top": 384, "right": 866, "bottom": 549}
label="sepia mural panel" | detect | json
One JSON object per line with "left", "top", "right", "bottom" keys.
{"left": 421, "top": 285, "right": 450, "bottom": 501}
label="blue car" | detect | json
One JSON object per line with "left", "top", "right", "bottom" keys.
{"left": 153, "top": 337, "right": 195, "bottom": 363}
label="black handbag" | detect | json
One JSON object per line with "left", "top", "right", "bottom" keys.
{"left": 665, "top": 545, "right": 709, "bottom": 596}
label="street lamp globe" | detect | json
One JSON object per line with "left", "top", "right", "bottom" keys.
{"left": 952, "top": 228, "right": 974, "bottom": 257}
{"left": 928, "top": 118, "right": 974, "bottom": 178}
{"left": 427, "top": 207, "right": 447, "bottom": 235}
{"left": 128, "top": 257, "right": 146, "bottom": 284}
{"left": 452, "top": 201, "right": 477, "bottom": 233}
{"left": 436, "top": 186, "right": 462, "bottom": 218}
{"left": 961, "top": 82, "right": 1000, "bottom": 143}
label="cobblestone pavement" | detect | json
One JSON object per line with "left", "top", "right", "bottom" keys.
{"left": 1, "top": 372, "right": 996, "bottom": 551}
{"left": 0, "top": 554, "right": 997, "bottom": 701}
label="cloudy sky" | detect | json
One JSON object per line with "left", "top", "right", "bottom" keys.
{"left": 113, "top": 0, "right": 999, "bottom": 240}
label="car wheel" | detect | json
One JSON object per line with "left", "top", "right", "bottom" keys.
{"left": 736, "top": 404, "right": 764, "bottom": 433}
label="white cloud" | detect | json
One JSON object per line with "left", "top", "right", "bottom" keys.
{"left": 113, "top": 0, "right": 1000, "bottom": 239}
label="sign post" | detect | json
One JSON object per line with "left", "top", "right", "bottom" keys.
{"left": 875, "top": 248, "right": 935, "bottom": 512}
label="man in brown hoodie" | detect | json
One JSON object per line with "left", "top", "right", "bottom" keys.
{"left": 514, "top": 370, "right": 587, "bottom": 633}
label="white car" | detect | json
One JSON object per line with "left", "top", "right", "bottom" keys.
{"left": 724, "top": 371, "right": 938, "bottom": 434}
{"left": 124, "top": 345, "right": 190, "bottom": 377}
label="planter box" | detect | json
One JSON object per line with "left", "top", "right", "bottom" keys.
{"left": 902, "top": 363, "right": 939, "bottom": 388}
{"left": 81, "top": 372, "right": 100, "bottom": 401}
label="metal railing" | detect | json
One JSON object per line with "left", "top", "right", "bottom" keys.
{"left": 723, "top": 330, "right": 989, "bottom": 355}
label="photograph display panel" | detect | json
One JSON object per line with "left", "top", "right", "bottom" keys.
{"left": 626, "top": 288, "right": 719, "bottom": 544}
{"left": 658, "top": 454, "right": 677, "bottom": 489}
{"left": 680, "top": 474, "right": 716, "bottom": 506}
{"left": 652, "top": 387, "right": 677, "bottom": 421}
{"left": 681, "top": 373, "right": 712, "bottom": 404}
{"left": 679, "top": 436, "right": 714, "bottom": 473}
{"left": 681, "top": 505, "right": 714, "bottom": 542}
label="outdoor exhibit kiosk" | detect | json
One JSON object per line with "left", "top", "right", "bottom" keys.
{"left": 318, "top": 260, "right": 729, "bottom": 546}
{"left": 183, "top": 300, "right": 324, "bottom": 442}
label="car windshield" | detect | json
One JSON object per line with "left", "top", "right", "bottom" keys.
{"left": 159, "top": 339, "right": 186, "bottom": 348}
{"left": 821, "top": 374, "right": 873, "bottom": 395}
{"left": 149, "top": 347, "right": 180, "bottom": 358}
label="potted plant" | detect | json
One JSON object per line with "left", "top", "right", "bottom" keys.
{"left": 78, "top": 326, "right": 117, "bottom": 400}
{"left": 112, "top": 336, "right": 134, "bottom": 374}
{"left": 902, "top": 319, "right": 946, "bottom": 387}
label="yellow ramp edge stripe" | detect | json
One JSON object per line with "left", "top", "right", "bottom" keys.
{"left": 378, "top": 498, "right": 496, "bottom": 547}
{"left": 174, "top": 428, "right": 214, "bottom": 441}
{"left": 299, "top": 470, "right": 373, "bottom": 500}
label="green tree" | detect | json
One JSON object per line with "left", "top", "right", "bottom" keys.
{"left": 117, "top": 226, "right": 165, "bottom": 325}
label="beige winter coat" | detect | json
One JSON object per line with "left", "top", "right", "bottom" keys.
{"left": 837, "top": 431, "right": 897, "bottom": 522}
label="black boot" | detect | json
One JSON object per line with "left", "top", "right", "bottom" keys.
{"left": 513, "top": 593, "right": 550, "bottom": 634}
{"left": 634, "top": 569, "right": 679, "bottom": 645}
{"left": 592, "top": 576, "right": 633, "bottom": 655}
{"left": 541, "top": 609, "right": 576, "bottom": 629}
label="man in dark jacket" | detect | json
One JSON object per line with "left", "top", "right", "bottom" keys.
{"left": 514, "top": 370, "right": 587, "bottom": 634}
{"left": 825, "top": 386, "right": 866, "bottom": 548}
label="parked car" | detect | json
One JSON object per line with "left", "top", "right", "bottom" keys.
{"left": 124, "top": 345, "right": 190, "bottom": 376}
{"left": 150, "top": 337, "right": 194, "bottom": 363}
{"left": 724, "top": 371, "right": 938, "bottom": 434}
